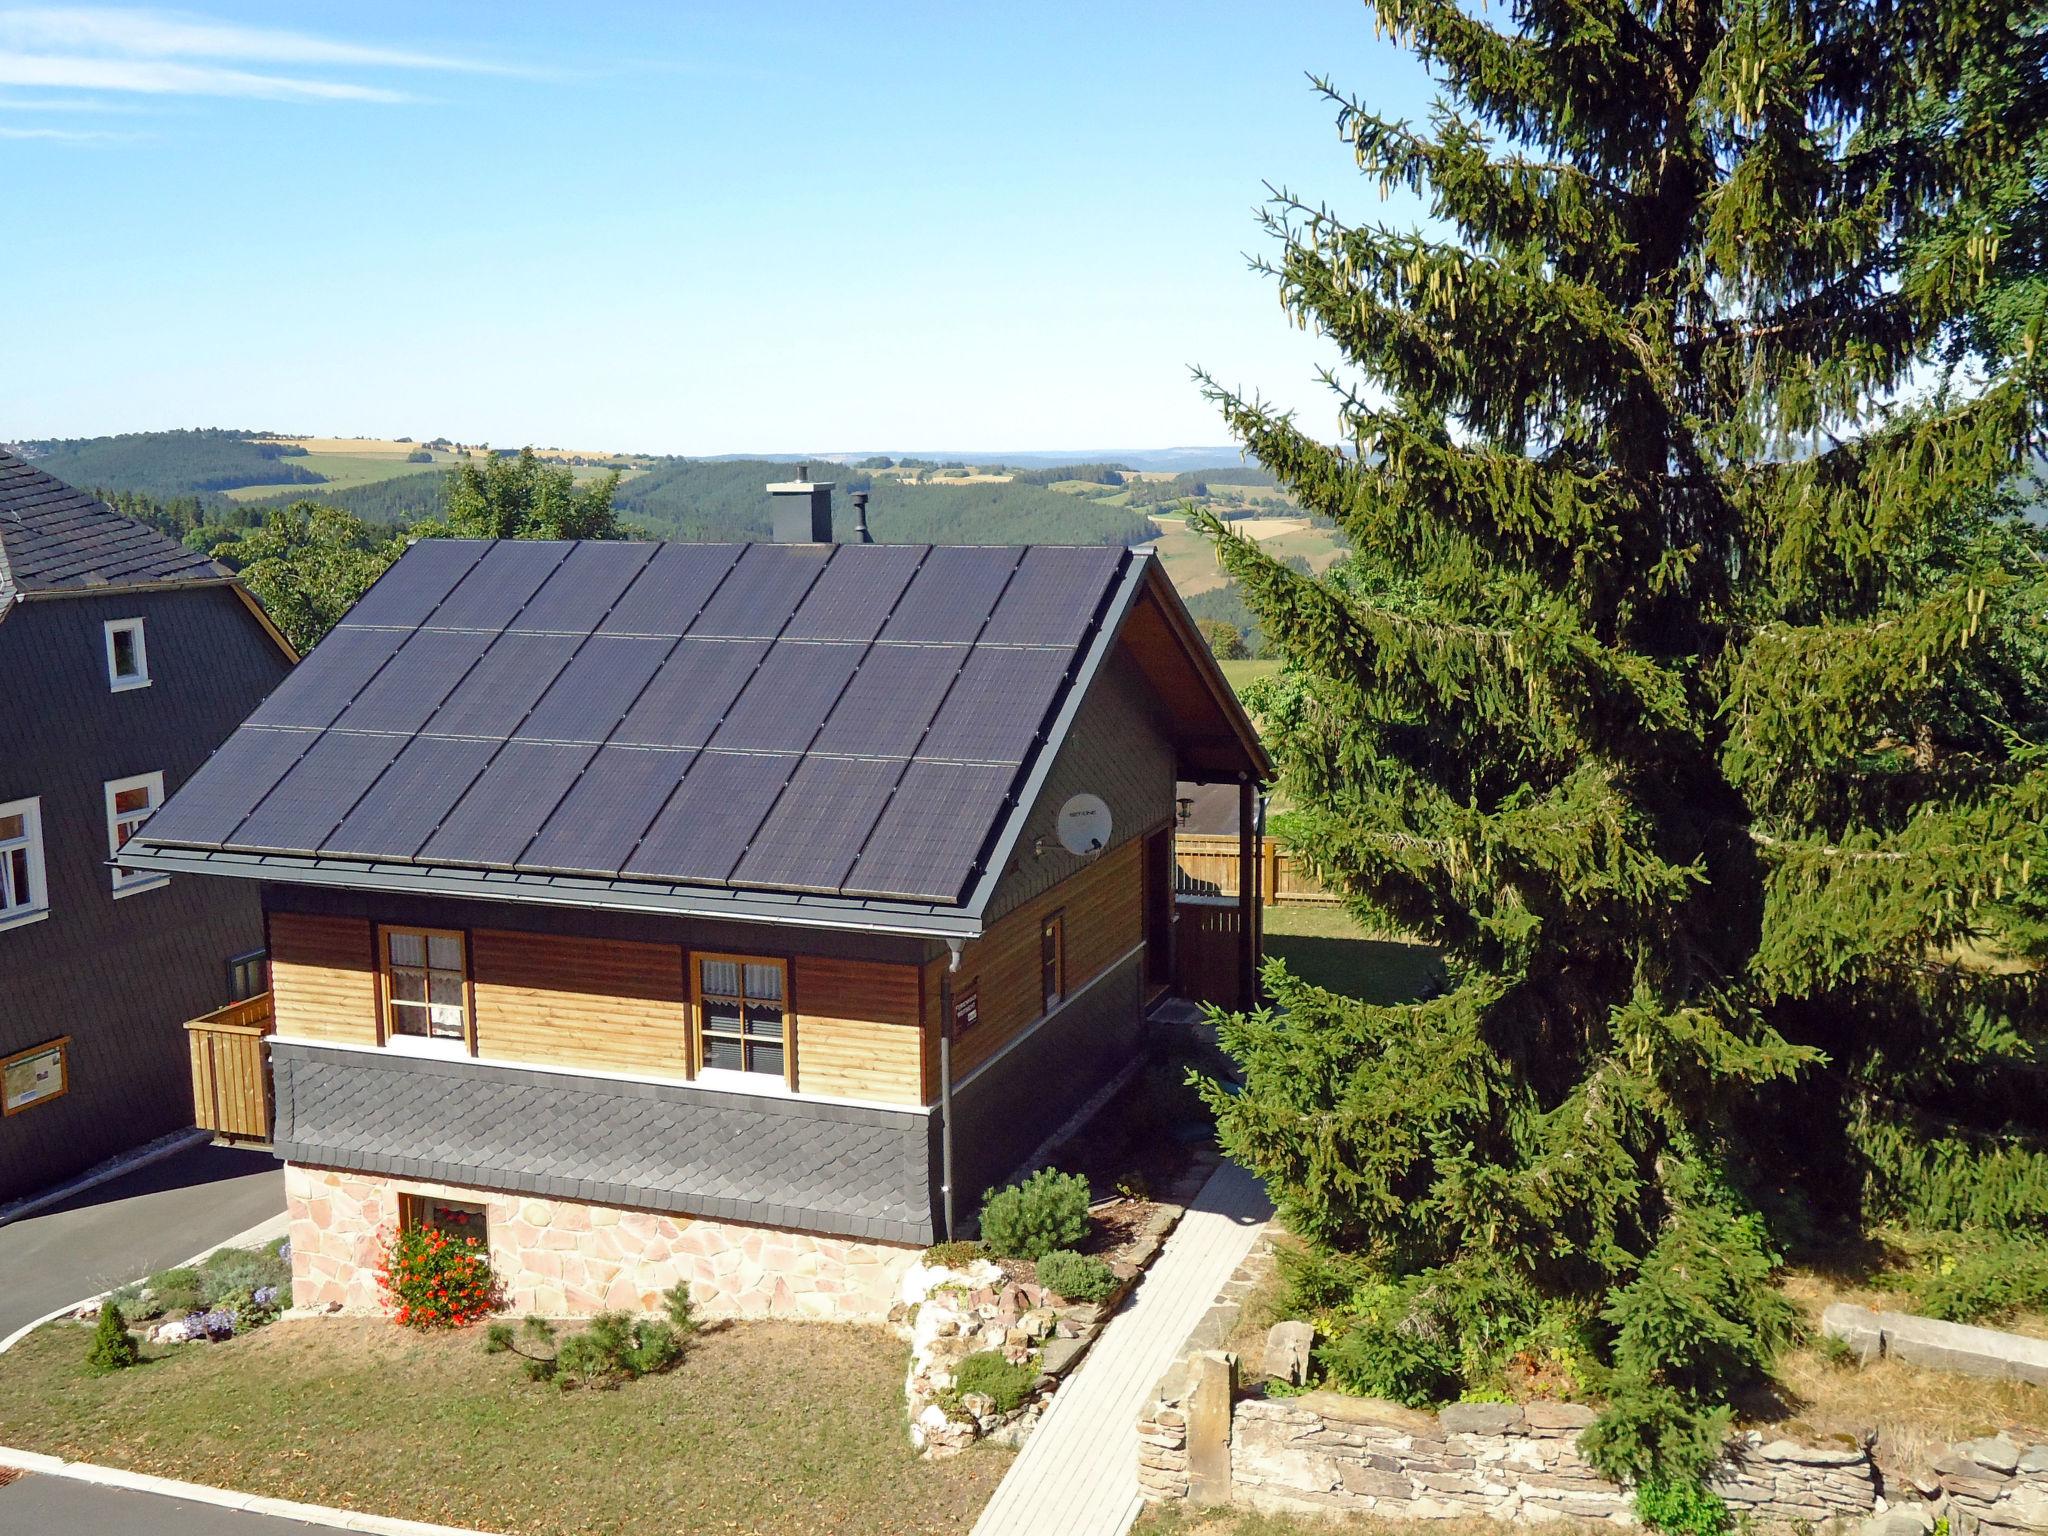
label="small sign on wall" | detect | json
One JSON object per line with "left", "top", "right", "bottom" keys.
{"left": 3, "top": 1036, "right": 69, "bottom": 1115}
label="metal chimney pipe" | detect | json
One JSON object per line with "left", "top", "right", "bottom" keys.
{"left": 851, "top": 490, "right": 873, "bottom": 544}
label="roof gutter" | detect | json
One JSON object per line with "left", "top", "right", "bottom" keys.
{"left": 115, "top": 841, "right": 986, "bottom": 941}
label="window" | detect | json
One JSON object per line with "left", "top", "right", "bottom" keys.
{"left": 227, "top": 948, "right": 270, "bottom": 1002}
{"left": 380, "top": 926, "right": 469, "bottom": 1048}
{"left": 951, "top": 980, "right": 981, "bottom": 1037}
{"left": 3, "top": 1037, "right": 69, "bottom": 1115}
{"left": 0, "top": 797, "right": 47, "bottom": 931}
{"left": 104, "top": 617, "right": 149, "bottom": 691}
{"left": 400, "top": 1193, "right": 489, "bottom": 1251}
{"left": 104, "top": 771, "right": 166, "bottom": 896}
{"left": 696, "top": 954, "right": 789, "bottom": 1081}
{"left": 1041, "top": 913, "right": 1065, "bottom": 1014}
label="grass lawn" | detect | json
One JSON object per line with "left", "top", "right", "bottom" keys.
{"left": 1219, "top": 657, "right": 1283, "bottom": 695}
{"left": 0, "top": 1318, "right": 1005, "bottom": 1536}
{"left": 1262, "top": 904, "right": 1443, "bottom": 1005}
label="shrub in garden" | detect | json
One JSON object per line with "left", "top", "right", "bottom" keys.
{"left": 485, "top": 1283, "right": 698, "bottom": 1389}
{"left": 979, "top": 1168, "right": 1090, "bottom": 1260}
{"left": 1893, "top": 1234, "right": 2048, "bottom": 1326}
{"left": 951, "top": 1349, "right": 1037, "bottom": 1414}
{"left": 85, "top": 1303, "right": 140, "bottom": 1375}
{"left": 145, "top": 1266, "right": 205, "bottom": 1316}
{"left": 376, "top": 1226, "right": 497, "bottom": 1328}
{"left": 199, "top": 1242, "right": 290, "bottom": 1307}
{"left": 1036, "top": 1249, "right": 1117, "bottom": 1304}
{"left": 922, "top": 1240, "right": 986, "bottom": 1270}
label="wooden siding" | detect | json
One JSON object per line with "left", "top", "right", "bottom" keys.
{"left": 792, "top": 955, "right": 924, "bottom": 1105}
{"left": 270, "top": 912, "right": 379, "bottom": 1045}
{"left": 472, "top": 930, "right": 689, "bottom": 1078}
{"left": 937, "top": 836, "right": 1146, "bottom": 1079}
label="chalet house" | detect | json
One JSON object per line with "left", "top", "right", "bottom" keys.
{"left": 0, "top": 450, "right": 295, "bottom": 1201}
{"left": 123, "top": 480, "right": 1267, "bottom": 1320}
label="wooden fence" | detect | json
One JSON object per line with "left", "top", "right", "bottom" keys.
{"left": 186, "top": 992, "right": 274, "bottom": 1141}
{"left": 1175, "top": 834, "right": 1336, "bottom": 905}
{"left": 1173, "top": 896, "right": 1250, "bottom": 1012}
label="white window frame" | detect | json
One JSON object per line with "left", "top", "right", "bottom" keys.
{"left": 0, "top": 796, "right": 49, "bottom": 933}
{"left": 103, "top": 617, "right": 151, "bottom": 692}
{"left": 105, "top": 771, "right": 168, "bottom": 897}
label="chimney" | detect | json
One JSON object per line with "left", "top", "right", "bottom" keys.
{"left": 766, "top": 462, "right": 834, "bottom": 543}
{"left": 850, "top": 490, "right": 873, "bottom": 544}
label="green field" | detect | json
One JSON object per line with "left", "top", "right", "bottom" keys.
{"left": 1220, "top": 658, "right": 1283, "bottom": 696}
{"left": 219, "top": 451, "right": 453, "bottom": 502}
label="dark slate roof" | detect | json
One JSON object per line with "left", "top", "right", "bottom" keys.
{"left": 0, "top": 449, "right": 230, "bottom": 601}
{"left": 273, "top": 1041, "right": 937, "bottom": 1244}
{"left": 139, "top": 538, "right": 1131, "bottom": 909}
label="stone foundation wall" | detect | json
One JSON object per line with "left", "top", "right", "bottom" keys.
{"left": 286, "top": 1164, "right": 917, "bottom": 1322}
{"left": 1932, "top": 1435, "right": 2048, "bottom": 1534}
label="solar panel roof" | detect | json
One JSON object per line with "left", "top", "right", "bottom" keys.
{"left": 138, "top": 538, "right": 1133, "bottom": 908}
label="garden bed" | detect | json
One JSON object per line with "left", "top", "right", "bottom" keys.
{"left": 0, "top": 1316, "right": 1003, "bottom": 1536}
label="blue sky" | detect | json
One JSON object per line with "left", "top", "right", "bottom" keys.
{"left": 1, "top": 4, "right": 1437, "bottom": 454}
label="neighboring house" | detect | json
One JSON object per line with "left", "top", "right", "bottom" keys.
{"left": 0, "top": 449, "right": 296, "bottom": 1202}
{"left": 122, "top": 482, "right": 1267, "bottom": 1321}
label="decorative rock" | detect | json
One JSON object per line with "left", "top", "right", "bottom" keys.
{"left": 1041, "top": 1337, "right": 1087, "bottom": 1377}
{"left": 1264, "top": 1320, "right": 1315, "bottom": 1386}
{"left": 1961, "top": 1437, "right": 2024, "bottom": 1476}
{"left": 1441, "top": 1401, "right": 1527, "bottom": 1436}
{"left": 1522, "top": 1400, "right": 1598, "bottom": 1432}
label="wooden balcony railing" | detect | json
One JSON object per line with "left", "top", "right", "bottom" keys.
{"left": 1174, "top": 833, "right": 1338, "bottom": 906}
{"left": 186, "top": 991, "right": 274, "bottom": 1141}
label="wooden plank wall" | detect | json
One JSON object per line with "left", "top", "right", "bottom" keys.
{"left": 471, "top": 931, "right": 688, "bottom": 1080}
{"left": 266, "top": 909, "right": 926, "bottom": 1104}
{"left": 1175, "top": 834, "right": 1338, "bottom": 905}
{"left": 269, "top": 912, "right": 379, "bottom": 1045}
{"left": 928, "top": 837, "right": 1146, "bottom": 1080}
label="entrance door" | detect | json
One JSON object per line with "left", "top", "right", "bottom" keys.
{"left": 1144, "top": 827, "right": 1174, "bottom": 991}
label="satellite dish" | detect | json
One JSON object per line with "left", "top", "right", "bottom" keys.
{"left": 1057, "top": 793, "right": 1113, "bottom": 857}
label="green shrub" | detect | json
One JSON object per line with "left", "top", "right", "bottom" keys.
{"left": 952, "top": 1350, "right": 1038, "bottom": 1414}
{"left": 1276, "top": 1242, "right": 1377, "bottom": 1317}
{"left": 1579, "top": 1379, "right": 1733, "bottom": 1486}
{"left": 199, "top": 1244, "right": 291, "bottom": 1308}
{"left": 486, "top": 1284, "right": 697, "bottom": 1390}
{"left": 1316, "top": 1306, "right": 1460, "bottom": 1407}
{"left": 1895, "top": 1234, "right": 2048, "bottom": 1325}
{"left": 922, "top": 1240, "right": 986, "bottom": 1270}
{"left": 1634, "top": 1478, "right": 1734, "bottom": 1536}
{"left": 979, "top": 1168, "right": 1091, "bottom": 1259}
{"left": 1037, "top": 1249, "right": 1119, "bottom": 1304}
{"left": 145, "top": 1266, "right": 205, "bottom": 1316}
{"left": 84, "top": 1303, "right": 140, "bottom": 1376}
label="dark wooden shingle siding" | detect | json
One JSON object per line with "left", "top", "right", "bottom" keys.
{"left": 0, "top": 585, "right": 291, "bottom": 1200}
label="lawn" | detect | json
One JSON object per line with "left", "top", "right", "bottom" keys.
{"left": 1261, "top": 904, "right": 1443, "bottom": 1005}
{"left": 1219, "top": 657, "right": 1283, "bottom": 696}
{"left": 0, "top": 1318, "right": 1005, "bottom": 1536}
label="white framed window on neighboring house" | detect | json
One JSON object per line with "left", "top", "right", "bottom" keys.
{"left": 0, "top": 797, "right": 49, "bottom": 932}
{"left": 104, "top": 617, "right": 150, "bottom": 692}
{"left": 105, "top": 771, "right": 167, "bottom": 896}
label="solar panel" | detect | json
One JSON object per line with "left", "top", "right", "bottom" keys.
{"left": 712, "top": 642, "right": 863, "bottom": 753}
{"left": 842, "top": 760, "right": 1022, "bottom": 902}
{"left": 612, "top": 638, "right": 770, "bottom": 749}
{"left": 424, "top": 632, "right": 582, "bottom": 739}
{"left": 430, "top": 540, "right": 575, "bottom": 630}
{"left": 320, "top": 736, "right": 502, "bottom": 859}
{"left": 331, "top": 629, "right": 498, "bottom": 735}
{"left": 340, "top": 540, "right": 485, "bottom": 629}
{"left": 227, "top": 730, "right": 407, "bottom": 855}
{"left": 514, "top": 634, "right": 673, "bottom": 744}
{"left": 877, "top": 545, "right": 1024, "bottom": 644}
{"left": 510, "top": 541, "right": 661, "bottom": 633}
{"left": 246, "top": 625, "right": 403, "bottom": 730}
{"left": 135, "top": 726, "right": 311, "bottom": 848}
{"left": 621, "top": 749, "right": 799, "bottom": 883}
{"left": 781, "top": 544, "right": 925, "bottom": 642}
{"left": 419, "top": 739, "right": 599, "bottom": 868}
{"left": 597, "top": 543, "right": 744, "bottom": 638}
{"left": 981, "top": 546, "right": 1124, "bottom": 645}
{"left": 811, "top": 643, "right": 966, "bottom": 757}
{"left": 730, "top": 755, "right": 908, "bottom": 893}
{"left": 916, "top": 646, "right": 1074, "bottom": 763}
{"left": 518, "top": 745, "right": 695, "bottom": 875}
{"left": 690, "top": 543, "right": 831, "bottom": 639}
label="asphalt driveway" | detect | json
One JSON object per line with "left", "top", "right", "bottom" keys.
{"left": 0, "top": 1475, "right": 351, "bottom": 1534}
{"left": 0, "top": 1141, "right": 284, "bottom": 1341}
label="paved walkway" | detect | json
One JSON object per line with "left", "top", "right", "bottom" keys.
{"left": 0, "top": 1141, "right": 283, "bottom": 1341}
{"left": 970, "top": 1159, "right": 1272, "bottom": 1536}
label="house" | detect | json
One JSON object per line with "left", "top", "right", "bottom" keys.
{"left": 120, "top": 479, "right": 1267, "bottom": 1321}
{"left": 0, "top": 449, "right": 296, "bottom": 1202}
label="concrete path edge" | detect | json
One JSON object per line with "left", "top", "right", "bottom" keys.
{"left": 0, "top": 1445, "right": 503, "bottom": 1535}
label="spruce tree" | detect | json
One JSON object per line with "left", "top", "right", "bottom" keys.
{"left": 1199, "top": 0, "right": 2048, "bottom": 1477}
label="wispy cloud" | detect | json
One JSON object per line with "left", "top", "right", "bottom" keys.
{"left": 0, "top": 6, "right": 521, "bottom": 112}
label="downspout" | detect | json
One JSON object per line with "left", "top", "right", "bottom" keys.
{"left": 939, "top": 937, "right": 963, "bottom": 1242}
